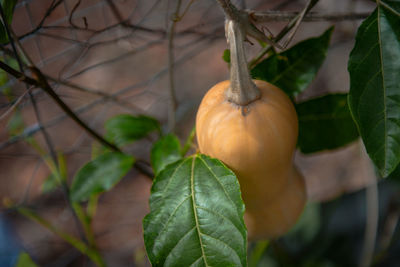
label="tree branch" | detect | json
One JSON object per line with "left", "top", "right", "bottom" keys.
{"left": 0, "top": 61, "right": 120, "bottom": 152}
{"left": 249, "top": 10, "right": 370, "bottom": 22}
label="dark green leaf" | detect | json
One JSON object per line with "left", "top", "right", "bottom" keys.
{"left": 105, "top": 114, "right": 160, "bottom": 146}
{"left": 15, "top": 252, "right": 38, "bottom": 267}
{"left": 296, "top": 94, "right": 359, "bottom": 153}
{"left": 222, "top": 49, "right": 230, "bottom": 63}
{"left": 388, "top": 162, "right": 400, "bottom": 181}
{"left": 348, "top": 3, "right": 400, "bottom": 177}
{"left": 7, "top": 110, "right": 24, "bottom": 136}
{"left": 251, "top": 27, "right": 333, "bottom": 97}
{"left": 42, "top": 173, "right": 60, "bottom": 193}
{"left": 0, "top": 0, "right": 17, "bottom": 44}
{"left": 143, "top": 154, "right": 247, "bottom": 267}
{"left": 70, "top": 152, "right": 134, "bottom": 202}
{"left": 1, "top": 57, "right": 18, "bottom": 97}
{"left": 151, "top": 134, "right": 182, "bottom": 175}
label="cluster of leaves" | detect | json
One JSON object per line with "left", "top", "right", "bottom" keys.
{"left": 142, "top": 1, "right": 400, "bottom": 265}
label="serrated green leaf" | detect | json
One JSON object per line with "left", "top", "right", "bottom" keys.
{"left": 143, "top": 154, "right": 247, "bottom": 267}
{"left": 251, "top": 26, "right": 333, "bottom": 97}
{"left": 296, "top": 94, "right": 359, "bottom": 153}
{"left": 348, "top": 3, "right": 400, "bottom": 177}
{"left": 222, "top": 49, "right": 230, "bottom": 63}
{"left": 105, "top": 114, "right": 160, "bottom": 146}
{"left": 151, "top": 134, "right": 182, "bottom": 175}
{"left": 15, "top": 252, "right": 38, "bottom": 267}
{"left": 70, "top": 152, "right": 134, "bottom": 202}
{"left": 0, "top": 0, "right": 17, "bottom": 44}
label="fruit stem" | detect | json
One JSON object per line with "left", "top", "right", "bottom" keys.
{"left": 225, "top": 19, "right": 260, "bottom": 106}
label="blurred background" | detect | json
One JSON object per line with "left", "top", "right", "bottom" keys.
{"left": 1, "top": 0, "right": 400, "bottom": 266}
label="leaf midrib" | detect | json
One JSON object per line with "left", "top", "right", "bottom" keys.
{"left": 190, "top": 156, "right": 209, "bottom": 267}
{"left": 377, "top": 5, "right": 388, "bottom": 173}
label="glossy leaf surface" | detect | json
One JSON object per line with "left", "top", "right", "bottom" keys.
{"left": 296, "top": 94, "right": 359, "bottom": 153}
{"left": 251, "top": 27, "right": 333, "bottom": 97}
{"left": 105, "top": 114, "right": 160, "bottom": 146}
{"left": 70, "top": 152, "right": 134, "bottom": 202}
{"left": 348, "top": 2, "right": 400, "bottom": 177}
{"left": 143, "top": 154, "right": 247, "bottom": 267}
{"left": 151, "top": 133, "right": 182, "bottom": 175}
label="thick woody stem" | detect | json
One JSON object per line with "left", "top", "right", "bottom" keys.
{"left": 225, "top": 19, "right": 260, "bottom": 106}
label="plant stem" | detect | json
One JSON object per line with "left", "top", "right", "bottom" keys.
{"left": 167, "top": 0, "right": 182, "bottom": 133}
{"left": 16, "top": 207, "right": 106, "bottom": 267}
{"left": 249, "top": 240, "right": 269, "bottom": 267}
{"left": 225, "top": 19, "right": 260, "bottom": 106}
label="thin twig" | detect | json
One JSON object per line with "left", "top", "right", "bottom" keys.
{"left": 0, "top": 3, "right": 60, "bottom": 167}
{"left": 283, "top": 0, "right": 317, "bottom": 47}
{"left": 179, "top": 0, "right": 197, "bottom": 19}
{"left": 249, "top": 10, "right": 370, "bottom": 22}
{"left": 166, "top": 0, "right": 182, "bottom": 133}
{"left": 0, "top": 33, "right": 218, "bottom": 176}
{"left": 45, "top": 75, "right": 143, "bottom": 112}
{"left": 0, "top": 87, "right": 31, "bottom": 121}
{"left": 248, "top": 0, "right": 320, "bottom": 68}
{"left": 0, "top": 2, "right": 95, "bottom": 252}
{"left": 0, "top": 61, "right": 120, "bottom": 152}
{"left": 69, "top": 0, "right": 88, "bottom": 30}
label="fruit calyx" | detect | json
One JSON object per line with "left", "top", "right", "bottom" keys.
{"left": 225, "top": 19, "right": 260, "bottom": 106}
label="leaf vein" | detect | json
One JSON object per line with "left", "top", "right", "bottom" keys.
{"left": 197, "top": 206, "right": 245, "bottom": 242}
{"left": 191, "top": 156, "right": 210, "bottom": 267}
{"left": 153, "top": 195, "right": 192, "bottom": 243}
{"left": 200, "top": 232, "right": 242, "bottom": 264}
{"left": 197, "top": 156, "right": 239, "bottom": 216}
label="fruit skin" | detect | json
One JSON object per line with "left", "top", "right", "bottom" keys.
{"left": 196, "top": 79, "right": 306, "bottom": 239}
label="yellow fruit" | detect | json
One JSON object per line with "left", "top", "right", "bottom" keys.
{"left": 196, "top": 79, "right": 306, "bottom": 239}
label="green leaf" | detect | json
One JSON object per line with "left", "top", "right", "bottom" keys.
{"left": 251, "top": 26, "right": 334, "bottom": 97}
{"left": 151, "top": 134, "right": 182, "bottom": 175}
{"left": 0, "top": 0, "right": 17, "bottom": 44}
{"left": 42, "top": 173, "right": 60, "bottom": 193}
{"left": 7, "top": 110, "right": 24, "bottom": 136}
{"left": 222, "top": 49, "right": 230, "bottom": 63}
{"left": 15, "top": 252, "right": 38, "bottom": 267}
{"left": 181, "top": 126, "right": 196, "bottom": 156}
{"left": 70, "top": 152, "right": 134, "bottom": 202}
{"left": 105, "top": 114, "right": 160, "bottom": 146}
{"left": 348, "top": 3, "right": 400, "bottom": 177}
{"left": 388, "top": 162, "right": 400, "bottom": 181}
{"left": 296, "top": 94, "right": 359, "bottom": 153}
{"left": 143, "top": 154, "right": 247, "bottom": 267}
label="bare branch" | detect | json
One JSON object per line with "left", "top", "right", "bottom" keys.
{"left": 167, "top": 0, "right": 183, "bottom": 133}
{"left": 249, "top": 10, "right": 370, "bottom": 22}
{"left": 249, "top": 0, "right": 319, "bottom": 68}
{"left": 284, "top": 0, "right": 318, "bottom": 47}
{"left": 0, "top": 87, "right": 32, "bottom": 121}
{"left": 0, "top": 61, "right": 120, "bottom": 152}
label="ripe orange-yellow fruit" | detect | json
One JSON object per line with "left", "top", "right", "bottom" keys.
{"left": 196, "top": 79, "right": 306, "bottom": 239}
